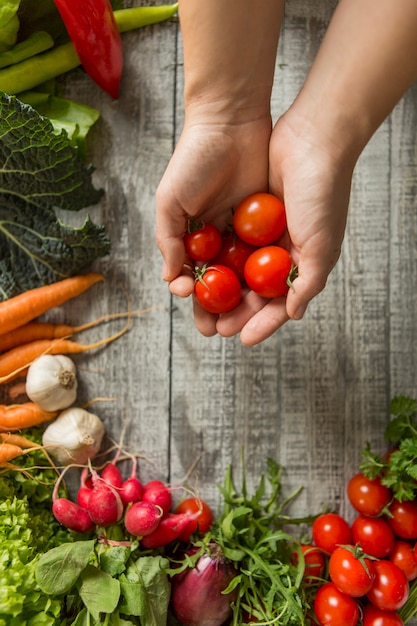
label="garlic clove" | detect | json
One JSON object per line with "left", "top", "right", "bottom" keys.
{"left": 42, "top": 407, "right": 105, "bottom": 465}
{"left": 26, "top": 354, "right": 78, "bottom": 411}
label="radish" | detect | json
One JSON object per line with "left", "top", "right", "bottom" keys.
{"left": 76, "top": 467, "right": 94, "bottom": 509}
{"left": 52, "top": 498, "right": 95, "bottom": 533}
{"left": 124, "top": 501, "right": 163, "bottom": 536}
{"left": 87, "top": 482, "right": 124, "bottom": 527}
{"left": 142, "top": 479, "right": 172, "bottom": 516}
{"left": 140, "top": 512, "right": 195, "bottom": 549}
{"left": 120, "top": 476, "right": 143, "bottom": 506}
{"left": 101, "top": 462, "right": 124, "bottom": 489}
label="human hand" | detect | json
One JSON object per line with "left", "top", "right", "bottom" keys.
{"left": 216, "top": 108, "right": 355, "bottom": 345}
{"left": 155, "top": 113, "right": 273, "bottom": 336}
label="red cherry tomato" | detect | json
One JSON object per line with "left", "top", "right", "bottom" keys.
{"left": 312, "top": 513, "right": 352, "bottom": 554}
{"left": 183, "top": 222, "right": 222, "bottom": 262}
{"left": 351, "top": 515, "right": 395, "bottom": 558}
{"left": 313, "top": 582, "right": 360, "bottom": 626}
{"left": 174, "top": 497, "right": 214, "bottom": 542}
{"left": 292, "top": 544, "right": 326, "bottom": 585}
{"left": 366, "top": 560, "right": 409, "bottom": 612}
{"left": 194, "top": 264, "right": 241, "bottom": 314}
{"left": 212, "top": 231, "right": 257, "bottom": 282}
{"left": 362, "top": 604, "right": 404, "bottom": 626}
{"left": 388, "top": 500, "right": 417, "bottom": 540}
{"left": 347, "top": 472, "right": 392, "bottom": 517}
{"left": 233, "top": 192, "right": 287, "bottom": 246}
{"left": 389, "top": 539, "right": 417, "bottom": 581}
{"left": 329, "top": 545, "right": 375, "bottom": 597}
{"left": 244, "top": 246, "right": 294, "bottom": 298}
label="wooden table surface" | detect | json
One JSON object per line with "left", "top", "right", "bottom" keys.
{"left": 24, "top": 0, "right": 417, "bottom": 611}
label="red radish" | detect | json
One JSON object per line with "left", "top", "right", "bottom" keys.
{"left": 142, "top": 479, "right": 172, "bottom": 516}
{"left": 120, "top": 476, "right": 143, "bottom": 506}
{"left": 140, "top": 512, "right": 195, "bottom": 549}
{"left": 52, "top": 498, "right": 95, "bottom": 533}
{"left": 77, "top": 485, "right": 93, "bottom": 509}
{"left": 124, "top": 501, "right": 163, "bottom": 536}
{"left": 87, "top": 482, "right": 124, "bottom": 527}
{"left": 77, "top": 467, "right": 93, "bottom": 509}
{"left": 101, "top": 462, "right": 124, "bottom": 489}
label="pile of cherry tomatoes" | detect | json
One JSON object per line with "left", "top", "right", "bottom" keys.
{"left": 183, "top": 192, "right": 297, "bottom": 314}
{"left": 301, "top": 471, "right": 417, "bottom": 625}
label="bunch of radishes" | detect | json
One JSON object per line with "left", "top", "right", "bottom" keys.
{"left": 52, "top": 458, "right": 205, "bottom": 548}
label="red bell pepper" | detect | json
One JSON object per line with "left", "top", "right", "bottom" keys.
{"left": 53, "top": 0, "right": 123, "bottom": 99}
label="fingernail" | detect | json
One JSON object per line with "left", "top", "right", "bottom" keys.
{"left": 292, "top": 303, "right": 307, "bottom": 320}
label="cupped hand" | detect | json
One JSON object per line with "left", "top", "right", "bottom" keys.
{"left": 216, "top": 108, "right": 355, "bottom": 345}
{"left": 155, "top": 114, "right": 273, "bottom": 336}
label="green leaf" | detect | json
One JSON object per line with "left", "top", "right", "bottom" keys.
{"left": 79, "top": 564, "right": 121, "bottom": 621}
{"left": 35, "top": 540, "right": 96, "bottom": 595}
{"left": 0, "top": 92, "right": 109, "bottom": 299}
{"left": 119, "top": 555, "right": 170, "bottom": 626}
{"left": 18, "top": 91, "right": 101, "bottom": 159}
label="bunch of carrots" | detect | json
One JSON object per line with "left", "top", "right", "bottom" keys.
{"left": 0, "top": 272, "right": 129, "bottom": 468}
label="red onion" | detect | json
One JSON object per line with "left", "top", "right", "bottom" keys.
{"left": 170, "top": 543, "right": 238, "bottom": 626}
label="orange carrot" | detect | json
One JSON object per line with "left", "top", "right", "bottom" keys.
{"left": 0, "top": 318, "right": 129, "bottom": 383}
{"left": 0, "top": 402, "right": 57, "bottom": 431}
{"left": 0, "top": 273, "right": 104, "bottom": 335}
{"left": 0, "top": 432, "right": 38, "bottom": 448}
{"left": 0, "top": 308, "right": 149, "bottom": 353}
{"left": 0, "top": 442, "right": 24, "bottom": 463}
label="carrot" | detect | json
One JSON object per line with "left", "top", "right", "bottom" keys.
{"left": 0, "top": 442, "right": 24, "bottom": 463}
{"left": 0, "top": 273, "right": 104, "bottom": 335}
{"left": 0, "top": 432, "right": 38, "bottom": 448}
{"left": 0, "top": 402, "right": 57, "bottom": 431}
{"left": 0, "top": 308, "right": 152, "bottom": 353}
{"left": 0, "top": 317, "right": 130, "bottom": 383}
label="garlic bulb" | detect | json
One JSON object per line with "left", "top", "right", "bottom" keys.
{"left": 42, "top": 407, "right": 105, "bottom": 465}
{"left": 26, "top": 354, "right": 78, "bottom": 411}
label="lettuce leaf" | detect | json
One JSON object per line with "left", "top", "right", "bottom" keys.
{"left": 0, "top": 91, "right": 110, "bottom": 299}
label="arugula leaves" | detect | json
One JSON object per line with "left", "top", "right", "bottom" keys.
{"left": 0, "top": 92, "right": 110, "bottom": 300}
{"left": 360, "top": 395, "right": 417, "bottom": 501}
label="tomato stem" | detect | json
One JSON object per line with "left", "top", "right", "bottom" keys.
{"left": 287, "top": 265, "right": 299, "bottom": 290}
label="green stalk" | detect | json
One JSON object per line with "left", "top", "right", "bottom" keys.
{"left": 114, "top": 3, "right": 178, "bottom": 32}
{"left": 0, "top": 31, "right": 54, "bottom": 69}
{"left": 0, "top": 4, "right": 179, "bottom": 95}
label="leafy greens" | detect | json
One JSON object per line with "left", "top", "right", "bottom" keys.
{"left": 0, "top": 91, "right": 110, "bottom": 300}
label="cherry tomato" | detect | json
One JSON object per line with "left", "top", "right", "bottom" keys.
{"left": 244, "top": 246, "right": 294, "bottom": 298}
{"left": 352, "top": 515, "right": 395, "bottom": 558}
{"left": 174, "top": 497, "right": 214, "bottom": 542}
{"left": 292, "top": 544, "right": 327, "bottom": 585}
{"left": 366, "top": 560, "right": 409, "bottom": 612}
{"left": 312, "top": 513, "right": 352, "bottom": 554}
{"left": 389, "top": 539, "right": 417, "bottom": 581}
{"left": 362, "top": 604, "right": 404, "bottom": 626}
{"left": 347, "top": 472, "right": 392, "bottom": 517}
{"left": 388, "top": 500, "right": 417, "bottom": 540}
{"left": 233, "top": 192, "right": 287, "bottom": 246}
{"left": 329, "top": 545, "right": 375, "bottom": 597}
{"left": 212, "top": 231, "right": 257, "bottom": 282}
{"left": 194, "top": 264, "right": 241, "bottom": 314}
{"left": 183, "top": 222, "right": 222, "bottom": 262}
{"left": 313, "top": 582, "right": 360, "bottom": 626}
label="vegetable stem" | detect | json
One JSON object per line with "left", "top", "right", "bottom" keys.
{"left": 0, "top": 31, "right": 54, "bottom": 69}
{"left": 114, "top": 4, "right": 179, "bottom": 32}
{"left": 0, "top": 5, "right": 179, "bottom": 95}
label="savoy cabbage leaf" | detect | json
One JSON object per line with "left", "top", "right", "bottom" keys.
{"left": 0, "top": 91, "right": 110, "bottom": 299}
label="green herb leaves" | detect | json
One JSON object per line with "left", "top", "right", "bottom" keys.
{"left": 0, "top": 92, "right": 110, "bottom": 300}
{"left": 360, "top": 395, "right": 417, "bottom": 501}
{"left": 35, "top": 540, "right": 171, "bottom": 625}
